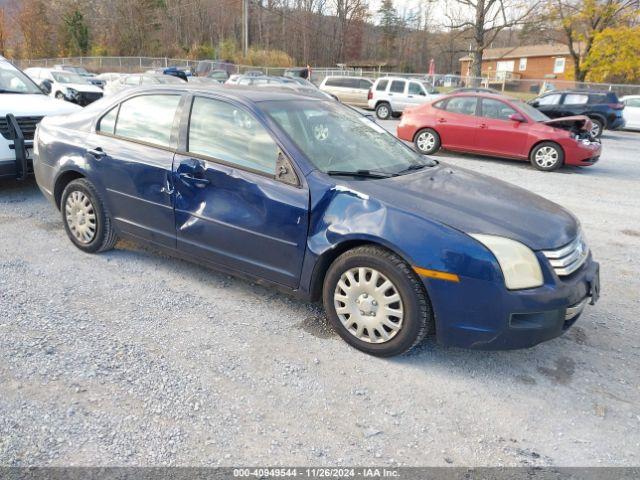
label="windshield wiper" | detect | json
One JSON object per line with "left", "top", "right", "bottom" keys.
{"left": 396, "top": 161, "right": 437, "bottom": 174}
{"left": 326, "top": 169, "right": 396, "bottom": 178}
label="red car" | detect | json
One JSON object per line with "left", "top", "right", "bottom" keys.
{"left": 397, "top": 93, "right": 602, "bottom": 171}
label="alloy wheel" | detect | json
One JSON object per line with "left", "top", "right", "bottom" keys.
{"left": 590, "top": 122, "right": 601, "bottom": 138}
{"left": 333, "top": 267, "right": 404, "bottom": 344}
{"left": 65, "top": 190, "right": 97, "bottom": 244}
{"left": 416, "top": 131, "right": 435, "bottom": 153}
{"left": 534, "top": 146, "right": 559, "bottom": 168}
{"left": 377, "top": 105, "right": 390, "bottom": 119}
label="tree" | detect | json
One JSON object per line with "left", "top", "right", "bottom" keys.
{"left": 16, "top": 0, "right": 55, "bottom": 58}
{"left": 333, "top": 0, "right": 369, "bottom": 63}
{"left": 552, "top": 0, "right": 639, "bottom": 82}
{"left": 582, "top": 26, "right": 640, "bottom": 83}
{"left": 0, "top": 8, "right": 7, "bottom": 56}
{"left": 446, "top": 0, "right": 541, "bottom": 80}
{"left": 378, "top": 0, "right": 400, "bottom": 58}
{"left": 62, "top": 9, "right": 90, "bottom": 56}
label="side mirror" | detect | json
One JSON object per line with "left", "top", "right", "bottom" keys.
{"left": 509, "top": 113, "right": 526, "bottom": 123}
{"left": 530, "top": 100, "right": 539, "bottom": 108}
{"left": 40, "top": 80, "right": 52, "bottom": 94}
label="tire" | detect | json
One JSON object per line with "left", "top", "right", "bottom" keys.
{"left": 322, "top": 245, "right": 433, "bottom": 357}
{"left": 414, "top": 128, "right": 441, "bottom": 155}
{"left": 589, "top": 118, "right": 603, "bottom": 138}
{"left": 530, "top": 141, "right": 564, "bottom": 171}
{"left": 375, "top": 102, "right": 392, "bottom": 120}
{"left": 61, "top": 178, "right": 118, "bottom": 253}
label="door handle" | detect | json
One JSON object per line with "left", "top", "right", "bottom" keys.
{"left": 179, "top": 172, "right": 210, "bottom": 186}
{"left": 87, "top": 147, "right": 106, "bottom": 159}
{"left": 479, "top": 123, "right": 488, "bottom": 129}
{"left": 437, "top": 118, "right": 447, "bottom": 123}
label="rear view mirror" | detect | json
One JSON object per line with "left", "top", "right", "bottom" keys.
{"left": 509, "top": 113, "right": 526, "bottom": 122}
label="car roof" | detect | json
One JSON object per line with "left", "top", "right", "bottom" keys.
{"left": 541, "top": 89, "right": 612, "bottom": 95}
{"left": 115, "top": 84, "right": 325, "bottom": 103}
{"left": 445, "top": 92, "right": 516, "bottom": 101}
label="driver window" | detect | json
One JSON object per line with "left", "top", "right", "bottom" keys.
{"left": 408, "top": 83, "right": 425, "bottom": 96}
{"left": 480, "top": 98, "right": 516, "bottom": 120}
{"left": 188, "top": 97, "right": 278, "bottom": 175}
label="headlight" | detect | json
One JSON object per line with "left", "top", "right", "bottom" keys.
{"left": 470, "top": 234, "right": 543, "bottom": 290}
{"left": 66, "top": 88, "right": 79, "bottom": 98}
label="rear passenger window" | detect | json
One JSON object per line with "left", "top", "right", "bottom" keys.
{"left": 537, "top": 94, "right": 561, "bottom": 105}
{"left": 408, "top": 83, "right": 424, "bottom": 95}
{"left": 564, "top": 94, "right": 589, "bottom": 105}
{"left": 115, "top": 94, "right": 180, "bottom": 147}
{"left": 98, "top": 106, "right": 119, "bottom": 135}
{"left": 446, "top": 97, "right": 477, "bottom": 116}
{"left": 376, "top": 80, "right": 389, "bottom": 91}
{"left": 359, "top": 79, "right": 372, "bottom": 90}
{"left": 188, "top": 97, "right": 278, "bottom": 175}
{"left": 390, "top": 80, "right": 406, "bottom": 93}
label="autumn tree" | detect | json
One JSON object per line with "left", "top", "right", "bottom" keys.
{"left": 378, "top": 0, "right": 400, "bottom": 58}
{"left": 552, "top": 0, "right": 639, "bottom": 82}
{"left": 333, "top": 0, "right": 369, "bottom": 63}
{"left": 16, "top": 0, "right": 56, "bottom": 58}
{"left": 446, "top": 0, "right": 541, "bottom": 79}
{"left": 0, "top": 8, "right": 7, "bottom": 56}
{"left": 582, "top": 26, "right": 640, "bottom": 83}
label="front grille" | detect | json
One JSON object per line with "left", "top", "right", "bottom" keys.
{"left": 0, "top": 116, "right": 43, "bottom": 141}
{"left": 78, "top": 92, "right": 103, "bottom": 105}
{"left": 542, "top": 233, "right": 589, "bottom": 277}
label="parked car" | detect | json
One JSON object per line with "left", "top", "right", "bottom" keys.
{"left": 206, "top": 69, "right": 229, "bottom": 82}
{"left": 24, "top": 68, "right": 104, "bottom": 106}
{"left": 34, "top": 85, "right": 599, "bottom": 356}
{"left": 284, "top": 67, "right": 311, "bottom": 79}
{"left": 398, "top": 93, "right": 601, "bottom": 171}
{"left": 96, "top": 72, "right": 124, "bottom": 84}
{"left": 244, "top": 70, "right": 264, "bottom": 77}
{"left": 528, "top": 90, "right": 625, "bottom": 138}
{"left": 53, "top": 64, "right": 105, "bottom": 89}
{"left": 319, "top": 76, "right": 373, "bottom": 108}
{"left": 621, "top": 95, "right": 640, "bottom": 130}
{"left": 195, "top": 60, "right": 235, "bottom": 77}
{"left": 0, "top": 56, "right": 80, "bottom": 180}
{"left": 103, "top": 73, "right": 185, "bottom": 97}
{"left": 367, "top": 77, "right": 441, "bottom": 119}
{"left": 450, "top": 87, "right": 500, "bottom": 94}
{"left": 225, "top": 74, "right": 243, "bottom": 85}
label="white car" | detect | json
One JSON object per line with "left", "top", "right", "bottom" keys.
{"left": 621, "top": 95, "right": 640, "bottom": 130}
{"left": 103, "top": 73, "right": 185, "bottom": 97}
{"left": 0, "top": 57, "right": 80, "bottom": 180}
{"left": 96, "top": 72, "right": 124, "bottom": 84}
{"left": 24, "top": 67, "right": 103, "bottom": 106}
{"left": 367, "top": 76, "right": 442, "bottom": 120}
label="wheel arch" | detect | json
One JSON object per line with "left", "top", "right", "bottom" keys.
{"left": 308, "top": 238, "right": 419, "bottom": 302}
{"left": 528, "top": 139, "right": 565, "bottom": 161}
{"left": 412, "top": 126, "right": 440, "bottom": 143}
{"left": 53, "top": 169, "right": 85, "bottom": 210}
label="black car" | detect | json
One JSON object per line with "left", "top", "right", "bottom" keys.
{"left": 529, "top": 90, "right": 625, "bottom": 138}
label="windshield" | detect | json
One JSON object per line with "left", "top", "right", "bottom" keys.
{"left": 0, "top": 61, "right": 43, "bottom": 94}
{"left": 261, "top": 100, "right": 436, "bottom": 176}
{"left": 513, "top": 99, "right": 549, "bottom": 121}
{"left": 52, "top": 72, "right": 89, "bottom": 84}
{"left": 64, "top": 66, "right": 90, "bottom": 75}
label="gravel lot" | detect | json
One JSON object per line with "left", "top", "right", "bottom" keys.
{"left": 1, "top": 124, "right": 639, "bottom": 467}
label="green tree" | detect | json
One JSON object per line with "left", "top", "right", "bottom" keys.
{"left": 62, "top": 9, "right": 90, "bottom": 56}
{"left": 378, "top": 0, "right": 399, "bottom": 59}
{"left": 583, "top": 26, "right": 640, "bottom": 83}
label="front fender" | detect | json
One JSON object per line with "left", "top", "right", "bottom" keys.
{"left": 299, "top": 172, "right": 503, "bottom": 299}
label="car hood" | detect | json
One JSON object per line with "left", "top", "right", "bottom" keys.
{"left": 63, "top": 83, "right": 103, "bottom": 93}
{"left": 0, "top": 94, "right": 82, "bottom": 116}
{"left": 542, "top": 115, "right": 592, "bottom": 131}
{"left": 344, "top": 164, "right": 578, "bottom": 251}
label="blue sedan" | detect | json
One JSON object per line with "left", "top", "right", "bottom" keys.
{"left": 33, "top": 85, "right": 600, "bottom": 356}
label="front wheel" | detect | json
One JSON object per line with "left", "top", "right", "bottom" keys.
{"left": 414, "top": 128, "right": 441, "bottom": 155}
{"left": 322, "top": 246, "right": 433, "bottom": 357}
{"left": 589, "top": 118, "right": 603, "bottom": 138}
{"left": 530, "top": 142, "right": 564, "bottom": 171}
{"left": 61, "top": 178, "right": 118, "bottom": 253}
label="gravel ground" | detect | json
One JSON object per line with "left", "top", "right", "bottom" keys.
{"left": 1, "top": 125, "right": 639, "bottom": 467}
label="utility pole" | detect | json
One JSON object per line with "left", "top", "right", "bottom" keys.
{"left": 242, "top": 0, "right": 249, "bottom": 57}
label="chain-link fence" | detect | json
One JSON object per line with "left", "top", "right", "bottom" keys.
{"left": 12, "top": 56, "right": 640, "bottom": 99}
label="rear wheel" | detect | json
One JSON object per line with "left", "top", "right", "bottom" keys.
{"left": 322, "top": 246, "right": 433, "bottom": 357}
{"left": 61, "top": 178, "right": 118, "bottom": 253}
{"left": 414, "top": 128, "right": 441, "bottom": 155}
{"left": 375, "top": 102, "right": 392, "bottom": 120}
{"left": 530, "top": 142, "right": 564, "bottom": 171}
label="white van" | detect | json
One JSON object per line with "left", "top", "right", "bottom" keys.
{"left": 0, "top": 57, "right": 80, "bottom": 180}
{"left": 367, "top": 77, "right": 441, "bottom": 119}
{"left": 24, "top": 67, "right": 103, "bottom": 106}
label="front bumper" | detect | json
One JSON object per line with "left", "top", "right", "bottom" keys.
{"left": 427, "top": 255, "right": 600, "bottom": 350}
{"left": 564, "top": 139, "right": 602, "bottom": 166}
{"left": 0, "top": 114, "right": 32, "bottom": 180}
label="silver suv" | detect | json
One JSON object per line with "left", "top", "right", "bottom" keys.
{"left": 368, "top": 77, "right": 441, "bottom": 119}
